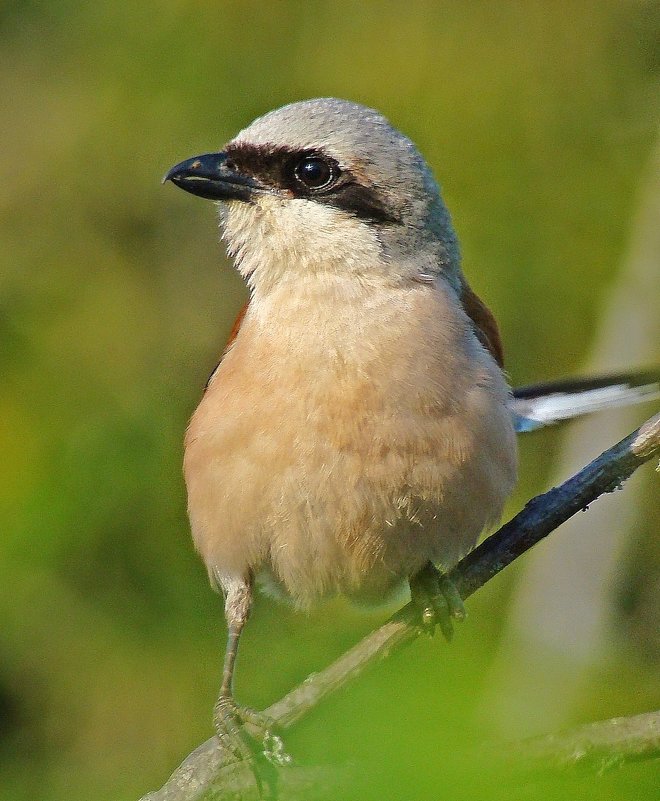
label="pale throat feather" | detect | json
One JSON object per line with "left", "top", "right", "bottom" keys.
{"left": 218, "top": 194, "right": 450, "bottom": 298}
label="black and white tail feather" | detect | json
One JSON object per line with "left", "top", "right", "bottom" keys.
{"left": 511, "top": 369, "right": 660, "bottom": 433}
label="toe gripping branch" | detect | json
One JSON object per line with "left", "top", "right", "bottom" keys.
{"left": 214, "top": 694, "right": 292, "bottom": 765}
{"left": 410, "top": 562, "right": 467, "bottom": 641}
{"left": 214, "top": 694, "right": 291, "bottom": 798}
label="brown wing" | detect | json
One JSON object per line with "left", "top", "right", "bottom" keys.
{"left": 205, "top": 300, "right": 249, "bottom": 389}
{"left": 224, "top": 300, "right": 249, "bottom": 352}
{"left": 460, "top": 281, "right": 504, "bottom": 367}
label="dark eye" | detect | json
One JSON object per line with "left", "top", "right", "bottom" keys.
{"left": 294, "top": 156, "right": 337, "bottom": 190}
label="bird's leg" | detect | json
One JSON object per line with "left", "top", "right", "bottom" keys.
{"left": 213, "top": 579, "right": 291, "bottom": 776}
{"left": 409, "top": 562, "right": 466, "bottom": 641}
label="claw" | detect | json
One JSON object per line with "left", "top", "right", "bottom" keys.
{"left": 437, "top": 572, "right": 466, "bottom": 621}
{"left": 214, "top": 695, "right": 290, "bottom": 798}
{"left": 410, "top": 563, "right": 466, "bottom": 642}
{"left": 421, "top": 605, "right": 436, "bottom": 632}
{"left": 214, "top": 695, "right": 287, "bottom": 757}
{"left": 432, "top": 596, "right": 454, "bottom": 642}
{"left": 213, "top": 695, "right": 252, "bottom": 760}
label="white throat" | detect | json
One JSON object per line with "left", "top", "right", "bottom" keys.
{"left": 219, "top": 195, "right": 405, "bottom": 299}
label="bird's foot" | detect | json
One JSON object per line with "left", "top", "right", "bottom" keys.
{"left": 410, "top": 562, "right": 466, "bottom": 641}
{"left": 214, "top": 695, "right": 292, "bottom": 768}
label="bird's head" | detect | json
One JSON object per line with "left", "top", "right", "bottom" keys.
{"left": 165, "top": 99, "right": 460, "bottom": 296}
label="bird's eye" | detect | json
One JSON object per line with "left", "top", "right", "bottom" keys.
{"left": 294, "top": 156, "right": 337, "bottom": 190}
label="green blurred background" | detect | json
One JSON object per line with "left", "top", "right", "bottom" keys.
{"left": 1, "top": 2, "right": 658, "bottom": 799}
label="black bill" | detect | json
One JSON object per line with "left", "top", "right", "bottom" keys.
{"left": 163, "top": 152, "right": 259, "bottom": 201}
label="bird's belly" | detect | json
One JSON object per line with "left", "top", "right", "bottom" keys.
{"left": 184, "top": 361, "right": 517, "bottom": 608}
{"left": 253, "top": 500, "right": 470, "bottom": 608}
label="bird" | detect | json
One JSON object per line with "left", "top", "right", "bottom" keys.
{"left": 164, "top": 98, "right": 659, "bottom": 755}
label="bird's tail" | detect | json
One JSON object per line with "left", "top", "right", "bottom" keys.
{"left": 511, "top": 369, "right": 660, "bottom": 433}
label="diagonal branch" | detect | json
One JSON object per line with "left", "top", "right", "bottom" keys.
{"left": 140, "top": 412, "right": 659, "bottom": 801}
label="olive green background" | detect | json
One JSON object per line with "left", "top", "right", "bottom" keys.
{"left": 1, "top": 2, "right": 658, "bottom": 799}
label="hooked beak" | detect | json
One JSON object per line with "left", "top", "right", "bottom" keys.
{"left": 163, "top": 152, "right": 259, "bottom": 201}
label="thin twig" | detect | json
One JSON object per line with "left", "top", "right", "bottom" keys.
{"left": 507, "top": 709, "right": 660, "bottom": 774}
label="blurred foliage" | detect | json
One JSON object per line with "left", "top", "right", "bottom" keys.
{"left": 0, "top": 1, "right": 658, "bottom": 800}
